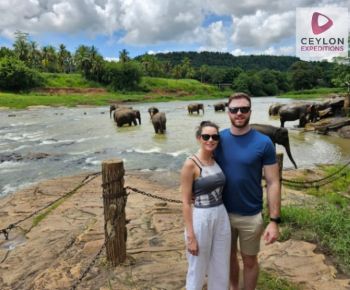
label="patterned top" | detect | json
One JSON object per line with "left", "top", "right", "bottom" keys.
{"left": 189, "top": 155, "right": 226, "bottom": 208}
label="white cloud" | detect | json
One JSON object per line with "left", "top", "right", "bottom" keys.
{"left": 231, "top": 48, "right": 248, "bottom": 56}
{"left": 231, "top": 10, "right": 295, "bottom": 48}
{"left": 260, "top": 46, "right": 295, "bottom": 55}
{"left": 198, "top": 21, "right": 228, "bottom": 52}
{"left": 0, "top": 0, "right": 348, "bottom": 56}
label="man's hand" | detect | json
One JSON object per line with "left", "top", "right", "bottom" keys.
{"left": 263, "top": 222, "right": 279, "bottom": 245}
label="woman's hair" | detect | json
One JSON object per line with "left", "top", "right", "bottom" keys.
{"left": 195, "top": 120, "right": 219, "bottom": 138}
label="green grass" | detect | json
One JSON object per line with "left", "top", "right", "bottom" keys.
{"left": 42, "top": 72, "right": 103, "bottom": 88}
{"left": 280, "top": 164, "right": 350, "bottom": 274}
{"left": 278, "top": 87, "right": 345, "bottom": 100}
{"left": 258, "top": 270, "right": 303, "bottom": 290}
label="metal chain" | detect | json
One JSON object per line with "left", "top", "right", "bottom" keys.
{"left": 70, "top": 242, "right": 106, "bottom": 290}
{"left": 125, "top": 186, "right": 182, "bottom": 204}
{"left": 0, "top": 172, "right": 100, "bottom": 240}
{"left": 281, "top": 160, "right": 350, "bottom": 185}
{"left": 282, "top": 171, "right": 348, "bottom": 189}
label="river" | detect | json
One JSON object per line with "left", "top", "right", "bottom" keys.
{"left": 1, "top": 97, "right": 349, "bottom": 197}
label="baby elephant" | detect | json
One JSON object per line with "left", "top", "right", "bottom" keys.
{"left": 151, "top": 112, "right": 166, "bottom": 134}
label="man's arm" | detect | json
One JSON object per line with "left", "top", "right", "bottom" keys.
{"left": 263, "top": 163, "right": 281, "bottom": 244}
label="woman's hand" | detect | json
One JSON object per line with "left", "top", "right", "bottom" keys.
{"left": 187, "top": 236, "right": 199, "bottom": 256}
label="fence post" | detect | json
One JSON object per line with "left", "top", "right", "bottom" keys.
{"left": 101, "top": 159, "right": 127, "bottom": 266}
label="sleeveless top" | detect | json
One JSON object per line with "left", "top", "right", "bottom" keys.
{"left": 189, "top": 155, "right": 226, "bottom": 208}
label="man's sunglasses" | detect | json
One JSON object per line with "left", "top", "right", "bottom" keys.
{"left": 201, "top": 134, "right": 220, "bottom": 141}
{"left": 228, "top": 106, "right": 251, "bottom": 114}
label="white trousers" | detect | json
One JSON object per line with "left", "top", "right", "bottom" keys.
{"left": 185, "top": 204, "right": 231, "bottom": 290}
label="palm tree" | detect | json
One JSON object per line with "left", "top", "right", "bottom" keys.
{"left": 58, "top": 44, "right": 72, "bottom": 73}
{"left": 28, "top": 41, "right": 41, "bottom": 69}
{"left": 119, "top": 49, "right": 130, "bottom": 63}
{"left": 13, "top": 31, "right": 29, "bottom": 62}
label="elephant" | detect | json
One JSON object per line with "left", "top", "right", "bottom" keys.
{"left": 151, "top": 112, "right": 166, "bottom": 134}
{"left": 110, "top": 104, "right": 132, "bottom": 118}
{"left": 188, "top": 103, "right": 204, "bottom": 114}
{"left": 113, "top": 108, "right": 138, "bottom": 127}
{"left": 148, "top": 106, "right": 159, "bottom": 118}
{"left": 213, "top": 102, "right": 227, "bottom": 112}
{"left": 279, "top": 103, "right": 313, "bottom": 128}
{"left": 268, "top": 103, "right": 285, "bottom": 116}
{"left": 251, "top": 123, "right": 298, "bottom": 169}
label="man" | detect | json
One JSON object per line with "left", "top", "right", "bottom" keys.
{"left": 215, "top": 92, "right": 281, "bottom": 290}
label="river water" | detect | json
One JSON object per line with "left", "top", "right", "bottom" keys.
{"left": 1, "top": 97, "right": 349, "bottom": 197}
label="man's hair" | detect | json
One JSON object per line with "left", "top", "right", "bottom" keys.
{"left": 228, "top": 92, "right": 251, "bottom": 107}
{"left": 195, "top": 120, "right": 219, "bottom": 138}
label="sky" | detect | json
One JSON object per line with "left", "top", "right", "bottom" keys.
{"left": 0, "top": 0, "right": 348, "bottom": 60}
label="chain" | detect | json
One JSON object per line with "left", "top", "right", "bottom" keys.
{"left": 281, "top": 160, "right": 350, "bottom": 185}
{"left": 282, "top": 171, "right": 348, "bottom": 189}
{"left": 70, "top": 242, "right": 106, "bottom": 290}
{"left": 125, "top": 186, "right": 182, "bottom": 204}
{"left": 0, "top": 172, "right": 100, "bottom": 240}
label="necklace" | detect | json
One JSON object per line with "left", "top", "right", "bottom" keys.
{"left": 195, "top": 153, "right": 214, "bottom": 166}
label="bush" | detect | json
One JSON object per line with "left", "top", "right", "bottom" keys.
{"left": 0, "top": 57, "right": 44, "bottom": 91}
{"left": 102, "top": 61, "right": 142, "bottom": 91}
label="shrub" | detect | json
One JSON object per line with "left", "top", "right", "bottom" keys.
{"left": 0, "top": 57, "right": 44, "bottom": 91}
{"left": 102, "top": 61, "right": 142, "bottom": 91}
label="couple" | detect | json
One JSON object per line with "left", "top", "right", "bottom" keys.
{"left": 181, "top": 92, "right": 281, "bottom": 290}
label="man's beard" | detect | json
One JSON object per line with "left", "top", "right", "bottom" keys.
{"left": 231, "top": 115, "right": 250, "bottom": 128}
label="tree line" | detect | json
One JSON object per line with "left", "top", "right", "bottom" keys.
{"left": 0, "top": 31, "right": 348, "bottom": 95}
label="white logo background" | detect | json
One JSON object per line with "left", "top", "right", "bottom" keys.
{"left": 296, "top": 7, "right": 348, "bottom": 60}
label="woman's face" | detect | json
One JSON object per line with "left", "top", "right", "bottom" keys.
{"left": 198, "top": 126, "right": 219, "bottom": 152}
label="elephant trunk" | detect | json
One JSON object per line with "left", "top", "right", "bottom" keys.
{"left": 284, "top": 141, "right": 297, "bottom": 169}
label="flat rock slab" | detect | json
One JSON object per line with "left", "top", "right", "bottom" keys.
{"left": 0, "top": 171, "right": 349, "bottom": 290}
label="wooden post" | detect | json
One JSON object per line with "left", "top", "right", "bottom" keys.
{"left": 276, "top": 152, "right": 283, "bottom": 191}
{"left": 102, "top": 159, "right": 127, "bottom": 266}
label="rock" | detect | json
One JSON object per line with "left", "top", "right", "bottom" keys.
{"left": 338, "top": 125, "right": 350, "bottom": 138}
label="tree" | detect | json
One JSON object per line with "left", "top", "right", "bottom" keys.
{"left": 119, "top": 49, "right": 130, "bottom": 63}
{"left": 102, "top": 61, "right": 142, "bottom": 91}
{"left": 13, "top": 31, "right": 30, "bottom": 63}
{"left": 57, "top": 44, "right": 73, "bottom": 73}
{"left": 289, "top": 61, "right": 315, "bottom": 90}
{"left": 0, "top": 57, "right": 43, "bottom": 91}
{"left": 41, "top": 45, "right": 58, "bottom": 72}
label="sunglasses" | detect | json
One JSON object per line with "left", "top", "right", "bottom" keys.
{"left": 201, "top": 134, "right": 220, "bottom": 141}
{"left": 228, "top": 106, "right": 251, "bottom": 114}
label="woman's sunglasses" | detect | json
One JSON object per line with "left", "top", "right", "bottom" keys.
{"left": 228, "top": 106, "right": 251, "bottom": 114}
{"left": 201, "top": 134, "right": 220, "bottom": 141}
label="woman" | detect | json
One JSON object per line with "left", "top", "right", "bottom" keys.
{"left": 181, "top": 120, "right": 231, "bottom": 290}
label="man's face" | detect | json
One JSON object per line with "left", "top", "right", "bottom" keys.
{"left": 227, "top": 98, "right": 251, "bottom": 129}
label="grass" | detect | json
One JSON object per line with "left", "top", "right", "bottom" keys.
{"left": 278, "top": 87, "right": 345, "bottom": 100}
{"left": 0, "top": 73, "right": 231, "bottom": 109}
{"left": 42, "top": 72, "right": 103, "bottom": 88}
{"left": 258, "top": 270, "right": 303, "bottom": 290}
{"left": 280, "top": 164, "right": 350, "bottom": 274}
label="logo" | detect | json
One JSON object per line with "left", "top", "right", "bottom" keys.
{"left": 311, "top": 12, "right": 333, "bottom": 35}
{"left": 296, "top": 7, "right": 348, "bottom": 60}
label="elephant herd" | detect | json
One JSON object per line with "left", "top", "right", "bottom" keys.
{"left": 269, "top": 96, "right": 346, "bottom": 128}
{"left": 109, "top": 101, "right": 300, "bottom": 168}
{"left": 110, "top": 104, "right": 167, "bottom": 134}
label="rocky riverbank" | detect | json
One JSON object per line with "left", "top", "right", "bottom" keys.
{"left": 0, "top": 170, "right": 349, "bottom": 290}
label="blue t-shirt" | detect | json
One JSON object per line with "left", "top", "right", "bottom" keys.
{"left": 215, "top": 128, "right": 276, "bottom": 215}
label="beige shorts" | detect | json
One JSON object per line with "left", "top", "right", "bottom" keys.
{"left": 229, "top": 212, "right": 264, "bottom": 256}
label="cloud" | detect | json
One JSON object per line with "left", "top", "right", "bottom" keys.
{"left": 231, "top": 10, "right": 295, "bottom": 48}
{"left": 198, "top": 21, "right": 228, "bottom": 52}
{"left": 0, "top": 0, "right": 347, "bottom": 56}
{"left": 119, "top": 0, "right": 204, "bottom": 44}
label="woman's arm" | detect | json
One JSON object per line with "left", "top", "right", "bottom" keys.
{"left": 181, "top": 160, "right": 198, "bottom": 256}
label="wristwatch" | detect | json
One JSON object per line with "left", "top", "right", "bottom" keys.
{"left": 270, "top": 217, "right": 282, "bottom": 224}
